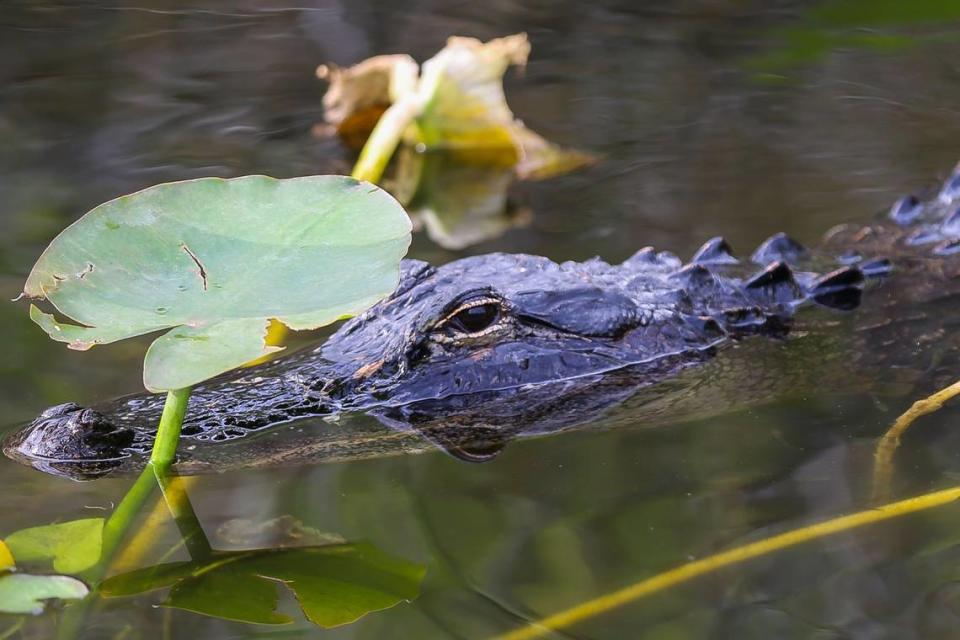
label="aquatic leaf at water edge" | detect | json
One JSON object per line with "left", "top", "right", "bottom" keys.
{"left": 101, "top": 542, "right": 426, "bottom": 627}
{"left": 318, "top": 34, "right": 596, "bottom": 181}
{"left": 0, "top": 574, "right": 88, "bottom": 615}
{"left": 4, "top": 518, "right": 103, "bottom": 574}
{"left": 22, "top": 175, "right": 411, "bottom": 391}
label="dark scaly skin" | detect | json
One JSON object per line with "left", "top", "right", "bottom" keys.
{"left": 5, "top": 166, "right": 960, "bottom": 479}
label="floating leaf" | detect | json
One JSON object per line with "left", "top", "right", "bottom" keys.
{"left": 243, "top": 545, "right": 426, "bottom": 627}
{"left": 167, "top": 565, "right": 290, "bottom": 625}
{"left": 4, "top": 518, "right": 103, "bottom": 574}
{"left": 100, "top": 557, "right": 197, "bottom": 596}
{"left": 102, "top": 543, "right": 425, "bottom": 628}
{"left": 0, "top": 574, "right": 88, "bottom": 615}
{"left": 22, "top": 175, "right": 411, "bottom": 391}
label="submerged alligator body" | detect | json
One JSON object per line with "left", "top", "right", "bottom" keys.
{"left": 7, "top": 166, "right": 960, "bottom": 478}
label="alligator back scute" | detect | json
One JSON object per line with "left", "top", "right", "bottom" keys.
{"left": 819, "top": 164, "right": 960, "bottom": 304}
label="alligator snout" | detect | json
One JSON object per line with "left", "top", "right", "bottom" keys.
{"left": 3, "top": 402, "right": 135, "bottom": 465}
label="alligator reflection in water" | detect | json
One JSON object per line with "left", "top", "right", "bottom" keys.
{"left": 6, "top": 166, "right": 960, "bottom": 480}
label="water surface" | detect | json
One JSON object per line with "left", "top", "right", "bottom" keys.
{"left": 3, "top": 1, "right": 960, "bottom": 638}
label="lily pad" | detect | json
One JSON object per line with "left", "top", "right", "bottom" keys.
{"left": 0, "top": 574, "right": 88, "bottom": 615}
{"left": 22, "top": 175, "right": 411, "bottom": 391}
{"left": 4, "top": 518, "right": 103, "bottom": 574}
{"left": 101, "top": 542, "right": 425, "bottom": 628}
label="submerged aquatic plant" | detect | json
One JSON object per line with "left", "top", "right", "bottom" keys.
{"left": 7, "top": 172, "right": 417, "bottom": 626}
{"left": 0, "top": 476, "right": 425, "bottom": 626}
{"left": 0, "top": 535, "right": 89, "bottom": 616}
{"left": 101, "top": 541, "right": 425, "bottom": 627}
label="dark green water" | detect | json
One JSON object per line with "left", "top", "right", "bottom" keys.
{"left": 3, "top": 1, "right": 960, "bottom": 638}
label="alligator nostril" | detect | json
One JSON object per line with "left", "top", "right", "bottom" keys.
{"left": 76, "top": 409, "right": 98, "bottom": 427}
{"left": 39, "top": 402, "right": 82, "bottom": 420}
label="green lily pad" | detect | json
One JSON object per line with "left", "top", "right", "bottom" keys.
{"left": 4, "top": 518, "right": 103, "bottom": 574}
{"left": 23, "top": 175, "right": 411, "bottom": 391}
{"left": 101, "top": 542, "right": 425, "bottom": 627}
{"left": 0, "top": 573, "right": 88, "bottom": 615}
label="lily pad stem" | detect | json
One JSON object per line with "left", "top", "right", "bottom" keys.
{"left": 351, "top": 94, "right": 422, "bottom": 183}
{"left": 149, "top": 387, "right": 192, "bottom": 469}
{"left": 58, "top": 466, "right": 159, "bottom": 640}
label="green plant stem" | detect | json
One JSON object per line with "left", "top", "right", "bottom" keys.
{"left": 59, "top": 466, "right": 214, "bottom": 638}
{"left": 872, "top": 379, "right": 960, "bottom": 503}
{"left": 59, "top": 466, "right": 159, "bottom": 640}
{"left": 98, "top": 468, "right": 161, "bottom": 576}
{"left": 60, "top": 388, "right": 194, "bottom": 638}
{"left": 149, "top": 387, "right": 192, "bottom": 469}
{"left": 351, "top": 94, "right": 422, "bottom": 183}
{"left": 491, "top": 484, "right": 960, "bottom": 640}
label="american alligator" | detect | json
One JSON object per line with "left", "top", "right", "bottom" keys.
{"left": 6, "top": 166, "right": 960, "bottom": 479}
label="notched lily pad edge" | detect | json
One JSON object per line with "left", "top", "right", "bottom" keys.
{"left": 18, "top": 173, "right": 412, "bottom": 391}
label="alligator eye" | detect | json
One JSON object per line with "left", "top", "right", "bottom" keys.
{"left": 444, "top": 300, "right": 502, "bottom": 335}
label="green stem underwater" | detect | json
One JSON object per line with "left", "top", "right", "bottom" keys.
{"left": 149, "top": 387, "right": 192, "bottom": 469}
{"left": 59, "top": 466, "right": 159, "bottom": 640}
